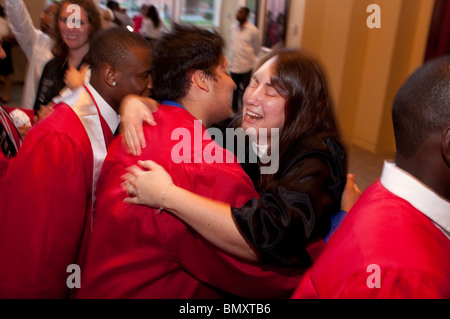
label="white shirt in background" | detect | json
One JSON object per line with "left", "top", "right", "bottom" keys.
{"left": 229, "top": 21, "right": 261, "bottom": 74}
{"left": 5, "top": 0, "right": 53, "bottom": 110}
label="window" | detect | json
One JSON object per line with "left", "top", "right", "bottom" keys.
{"left": 97, "top": 0, "right": 221, "bottom": 29}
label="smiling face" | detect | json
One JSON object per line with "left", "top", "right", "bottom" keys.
{"left": 58, "top": 3, "right": 91, "bottom": 52}
{"left": 241, "top": 56, "right": 286, "bottom": 144}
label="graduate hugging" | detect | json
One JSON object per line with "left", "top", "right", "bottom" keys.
{"left": 0, "top": 25, "right": 152, "bottom": 298}
{"left": 0, "top": 1, "right": 449, "bottom": 301}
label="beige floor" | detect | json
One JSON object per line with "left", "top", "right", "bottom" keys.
{"left": 347, "top": 144, "right": 393, "bottom": 191}
{"left": 3, "top": 82, "right": 393, "bottom": 192}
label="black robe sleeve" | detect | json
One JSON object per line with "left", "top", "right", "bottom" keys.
{"left": 232, "top": 134, "right": 347, "bottom": 267}
{"left": 33, "top": 56, "right": 68, "bottom": 113}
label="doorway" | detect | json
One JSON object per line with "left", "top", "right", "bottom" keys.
{"left": 424, "top": 0, "right": 450, "bottom": 62}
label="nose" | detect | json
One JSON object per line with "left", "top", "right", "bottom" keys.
{"left": 147, "top": 77, "right": 153, "bottom": 89}
{"left": 61, "top": 17, "right": 79, "bottom": 30}
{"left": 245, "top": 85, "right": 263, "bottom": 106}
{"left": 65, "top": 21, "right": 77, "bottom": 30}
{"left": 232, "top": 79, "right": 237, "bottom": 91}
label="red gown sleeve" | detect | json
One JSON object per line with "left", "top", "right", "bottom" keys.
{"left": 164, "top": 161, "right": 304, "bottom": 299}
{"left": 0, "top": 120, "right": 93, "bottom": 298}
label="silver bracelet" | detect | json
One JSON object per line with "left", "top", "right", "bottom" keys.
{"left": 157, "top": 182, "right": 174, "bottom": 214}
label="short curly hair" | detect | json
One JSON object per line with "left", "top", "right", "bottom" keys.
{"left": 86, "top": 27, "right": 151, "bottom": 71}
{"left": 393, "top": 55, "right": 450, "bottom": 159}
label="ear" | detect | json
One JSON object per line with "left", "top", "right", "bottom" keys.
{"left": 442, "top": 125, "right": 450, "bottom": 167}
{"left": 103, "top": 63, "right": 117, "bottom": 88}
{"left": 192, "top": 70, "right": 209, "bottom": 93}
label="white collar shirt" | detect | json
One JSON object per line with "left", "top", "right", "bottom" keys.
{"left": 84, "top": 82, "right": 120, "bottom": 135}
{"left": 380, "top": 161, "right": 450, "bottom": 239}
{"left": 229, "top": 21, "right": 261, "bottom": 74}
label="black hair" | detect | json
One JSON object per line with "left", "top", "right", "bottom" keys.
{"left": 87, "top": 27, "right": 151, "bottom": 70}
{"left": 151, "top": 24, "right": 225, "bottom": 102}
{"left": 392, "top": 55, "right": 450, "bottom": 158}
{"left": 240, "top": 7, "right": 250, "bottom": 16}
{"left": 106, "top": 0, "right": 120, "bottom": 11}
{"left": 146, "top": 5, "right": 161, "bottom": 28}
{"left": 0, "top": 5, "right": 6, "bottom": 18}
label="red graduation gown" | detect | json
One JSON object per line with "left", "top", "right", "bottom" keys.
{"left": 74, "top": 105, "right": 304, "bottom": 299}
{"left": 0, "top": 99, "right": 112, "bottom": 298}
{"left": 292, "top": 181, "right": 450, "bottom": 299}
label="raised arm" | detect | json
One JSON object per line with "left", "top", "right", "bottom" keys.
{"left": 5, "top": 0, "right": 42, "bottom": 59}
{"left": 123, "top": 160, "right": 260, "bottom": 262}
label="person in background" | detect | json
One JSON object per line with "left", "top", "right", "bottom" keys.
{"left": 0, "top": 27, "right": 152, "bottom": 299}
{"left": 0, "top": 34, "right": 33, "bottom": 176}
{"left": 0, "top": 34, "right": 21, "bottom": 173}
{"left": 140, "top": 5, "right": 168, "bottom": 48}
{"left": 229, "top": 6, "right": 261, "bottom": 113}
{"left": 293, "top": 55, "right": 450, "bottom": 299}
{"left": 133, "top": 4, "right": 148, "bottom": 34}
{"left": 0, "top": 5, "right": 14, "bottom": 105}
{"left": 106, "top": 0, "right": 133, "bottom": 29}
{"left": 5, "top": 0, "right": 58, "bottom": 110}
{"left": 106, "top": 0, "right": 121, "bottom": 26}
{"left": 100, "top": 7, "right": 117, "bottom": 30}
{"left": 33, "top": 0, "right": 102, "bottom": 121}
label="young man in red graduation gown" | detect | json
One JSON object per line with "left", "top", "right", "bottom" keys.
{"left": 0, "top": 28, "right": 152, "bottom": 298}
{"left": 293, "top": 56, "right": 450, "bottom": 299}
{"left": 73, "top": 24, "right": 303, "bottom": 299}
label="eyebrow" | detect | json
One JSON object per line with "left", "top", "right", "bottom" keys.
{"left": 251, "top": 74, "right": 261, "bottom": 84}
{"left": 252, "top": 75, "right": 274, "bottom": 89}
{"left": 140, "top": 70, "right": 152, "bottom": 76}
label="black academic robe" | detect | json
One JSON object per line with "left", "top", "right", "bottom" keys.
{"left": 227, "top": 126, "right": 347, "bottom": 268}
